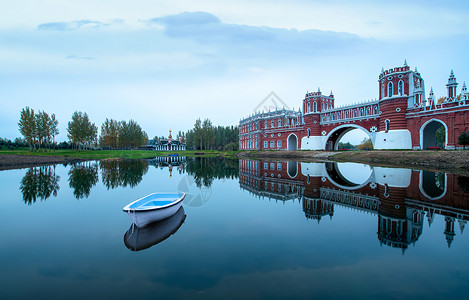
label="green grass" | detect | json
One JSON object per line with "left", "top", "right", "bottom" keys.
{"left": 0, "top": 148, "right": 240, "bottom": 159}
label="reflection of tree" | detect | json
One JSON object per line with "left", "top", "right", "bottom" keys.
{"left": 100, "top": 159, "right": 149, "bottom": 189}
{"left": 20, "top": 166, "right": 60, "bottom": 205}
{"left": 185, "top": 157, "right": 239, "bottom": 188}
{"left": 435, "top": 172, "right": 445, "bottom": 191}
{"left": 68, "top": 162, "right": 98, "bottom": 199}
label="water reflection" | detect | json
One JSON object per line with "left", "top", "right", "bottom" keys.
{"left": 68, "top": 162, "right": 99, "bottom": 199}
{"left": 19, "top": 165, "right": 60, "bottom": 204}
{"left": 100, "top": 159, "right": 149, "bottom": 189}
{"left": 124, "top": 207, "right": 186, "bottom": 251}
{"left": 239, "top": 159, "right": 469, "bottom": 252}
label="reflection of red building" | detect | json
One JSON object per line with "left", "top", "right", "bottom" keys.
{"left": 239, "top": 63, "right": 469, "bottom": 150}
{"left": 239, "top": 159, "right": 469, "bottom": 251}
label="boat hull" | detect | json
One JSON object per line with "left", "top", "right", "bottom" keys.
{"left": 123, "top": 193, "right": 185, "bottom": 228}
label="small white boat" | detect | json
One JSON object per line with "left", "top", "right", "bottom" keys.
{"left": 123, "top": 192, "right": 185, "bottom": 228}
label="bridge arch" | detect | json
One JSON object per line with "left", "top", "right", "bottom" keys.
{"left": 419, "top": 118, "right": 448, "bottom": 150}
{"left": 324, "top": 124, "right": 374, "bottom": 150}
{"left": 287, "top": 133, "right": 298, "bottom": 150}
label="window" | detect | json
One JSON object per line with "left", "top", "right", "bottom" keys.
{"left": 277, "top": 140, "right": 282, "bottom": 148}
{"left": 264, "top": 141, "right": 268, "bottom": 148}
{"left": 381, "top": 84, "right": 385, "bottom": 98}
{"left": 277, "top": 163, "right": 282, "bottom": 170}
{"left": 385, "top": 119, "right": 390, "bottom": 131}
{"left": 388, "top": 82, "right": 393, "bottom": 97}
{"left": 264, "top": 121, "right": 267, "bottom": 128}
{"left": 285, "top": 118, "right": 289, "bottom": 126}
{"left": 322, "top": 102, "right": 325, "bottom": 110}
{"left": 271, "top": 120, "right": 274, "bottom": 128}
{"left": 398, "top": 80, "right": 404, "bottom": 96}
{"left": 270, "top": 141, "right": 275, "bottom": 148}
{"left": 307, "top": 128, "right": 311, "bottom": 137}
{"left": 264, "top": 162, "right": 268, "bottom": 169}
{"left": 313, "top": 102, "right": 317, "bottom": 112}
{"left": 270, "top": 163, "right": 275, "bottom": 169}
{"left": 278, "top": 118, "right": 281, "bottom": 127}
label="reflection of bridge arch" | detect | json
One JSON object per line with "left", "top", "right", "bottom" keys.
{"left": 419, "top": 170, "right": 447, "bottom": 200}
{"left": 419, "top": 118, "right": 448, "bottom": 150}
{"left": 324, "top": 124, "right": 373, "bottom": 150}
{"left": 323, "top": 162, "right": 374, "bottom": 190}
{"left": 287, "top": 161, "right": 298, "bottom": 178}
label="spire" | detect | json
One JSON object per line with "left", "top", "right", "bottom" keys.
{"left": 458, "top": 219, "right": 466, "bottom": 234}
{"left": 404, "top": 59, "right": 408, "bottom": 67}
{"left": 415, "top": 66, "right": 418, "bottom": 73}
{"left": 330, "top": 90, "right": 334, "bottom": 97}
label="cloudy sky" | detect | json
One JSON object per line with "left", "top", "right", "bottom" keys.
{"left": 1, "top": 0, "right": 468, "bottom": 143}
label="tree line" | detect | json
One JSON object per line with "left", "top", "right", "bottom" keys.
{"left": 18, "top": 107, "right": 149, "bottom": 150}
{"left": 185, "top": 118, "right": 238, "bottom": 150}
{"left": 18, "top": 107, "right": 59, "bottom": 151}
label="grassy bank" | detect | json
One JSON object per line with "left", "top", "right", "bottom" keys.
{"left": 0, "top": 148, "right": 240, "bottom": 159}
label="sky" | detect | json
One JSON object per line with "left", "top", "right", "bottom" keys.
{"left": 1, "top": 0, "right": 469, "bottom": 144}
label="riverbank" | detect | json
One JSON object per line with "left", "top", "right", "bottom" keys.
{"left": 0, "top": 149, "right": 237, "bottom": 170}
{"left": 238, "top": 150, "right": 469, "bottom": 176}
{"left": 0, "top": 154, "right": 90, "bottom": 171}
{"left": 2, "top": 149, "right": 468, "bottom": 175}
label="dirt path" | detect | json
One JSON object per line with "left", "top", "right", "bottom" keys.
{"left": 0, "top": 154, "right": 90, "bottom": 171}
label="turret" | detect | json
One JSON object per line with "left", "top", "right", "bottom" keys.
{"left": 460, "top": 81, "right": 468, "bottom": 100}
{"left": 446, "top": 70, "right": 458, "bottom": 100}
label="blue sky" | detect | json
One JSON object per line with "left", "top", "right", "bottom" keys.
{"left": 1, "top": 0, "right": 468, "bottom": 143}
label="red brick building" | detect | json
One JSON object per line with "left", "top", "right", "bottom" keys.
{"left": 239, "top": 61, "right": 469, "bottom": 150}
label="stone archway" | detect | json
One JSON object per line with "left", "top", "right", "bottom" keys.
{"left": 287, "top": 134, "right": 298, "bottom": 151}
{"left": 420, "top": 119, "right": 447, "bottom": 150}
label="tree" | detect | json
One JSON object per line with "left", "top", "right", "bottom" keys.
{"left": 100, "top": 118, "right": 120, "bottom": 149}
{"left": 458, "top": 130, "right": 469, "bottom": 150}
{"left": 357, "top": 138, "right": 373, "bottom": 150}
{"left": 67, "top": 111, "right": 97, "bottom": 150}
{"left": 18, "top": 107, "right": 37, "bottom": 151}
{"left": 435, "top": 126, "right": 446, "bottom": 148}
{"left": 49, "top": 114, "right": 59, "bottom": 149}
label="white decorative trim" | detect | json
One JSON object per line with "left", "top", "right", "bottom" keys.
{"left": 321, "top": 131, "right": 327, "bottom": 136}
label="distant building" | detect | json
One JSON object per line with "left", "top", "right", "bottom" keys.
{"left": 239, "top": 61, "right": 469, "bottom": 150}
{"left": 152, "top": 130, "right": 187, "bottom": 151}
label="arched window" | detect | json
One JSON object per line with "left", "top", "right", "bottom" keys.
{"left": 285, "top": 118, "right": 289, "bottom": 126}
{"left": 278, "top": 118, "right": 281, "bottom": 127}
{"left": 322, "top": 102, "right": 325, "bottom": 110}
{"left": 264, "top": 121, "right": 267, "bottom": 128}
{"left": 307, "top": 102, "right": 311, "bottom": 113}
{"left": 381, "top": 84, "right": 385, "bottom": 98}
{"left": 388, "top": 82, "right": 393, "bottom": 97}
{"left": 385, "top": 119, "right": 390, "bottom": 131}
{"left": 307, "top": 128, "right": 311, "bottom": 137}
{"left": 313, "top": 102, "right": 317, "bottom": 112}
{"left": 398, "top": 80, "right": 404, "bottom": 96}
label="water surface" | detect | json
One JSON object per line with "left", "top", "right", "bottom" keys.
{"left": 0, "top": 157, "right": 468, "bottom": 299}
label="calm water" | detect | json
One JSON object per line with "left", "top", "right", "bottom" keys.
{"left": 0, "top": 157, "right": 468, "bottom": 299}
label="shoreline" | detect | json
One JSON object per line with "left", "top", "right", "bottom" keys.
{"left": 1, "top": 150, "right": 469, "bottom": 176}
{"left": 237, "top": 150, "right": 469, "bottom": 176}
{"left": 0, "top": 154, "right": 91, "bottom": 171}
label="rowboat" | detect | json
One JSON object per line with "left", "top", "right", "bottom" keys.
{"left": 124, "top": 206, "right": 186, "bottom": 251}
{"left": 123, "top": 192, "right": 185, "bottom": 228}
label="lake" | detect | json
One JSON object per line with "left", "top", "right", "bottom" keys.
{"left": 0, "top": 156, "right": 468, "bottom": 299}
